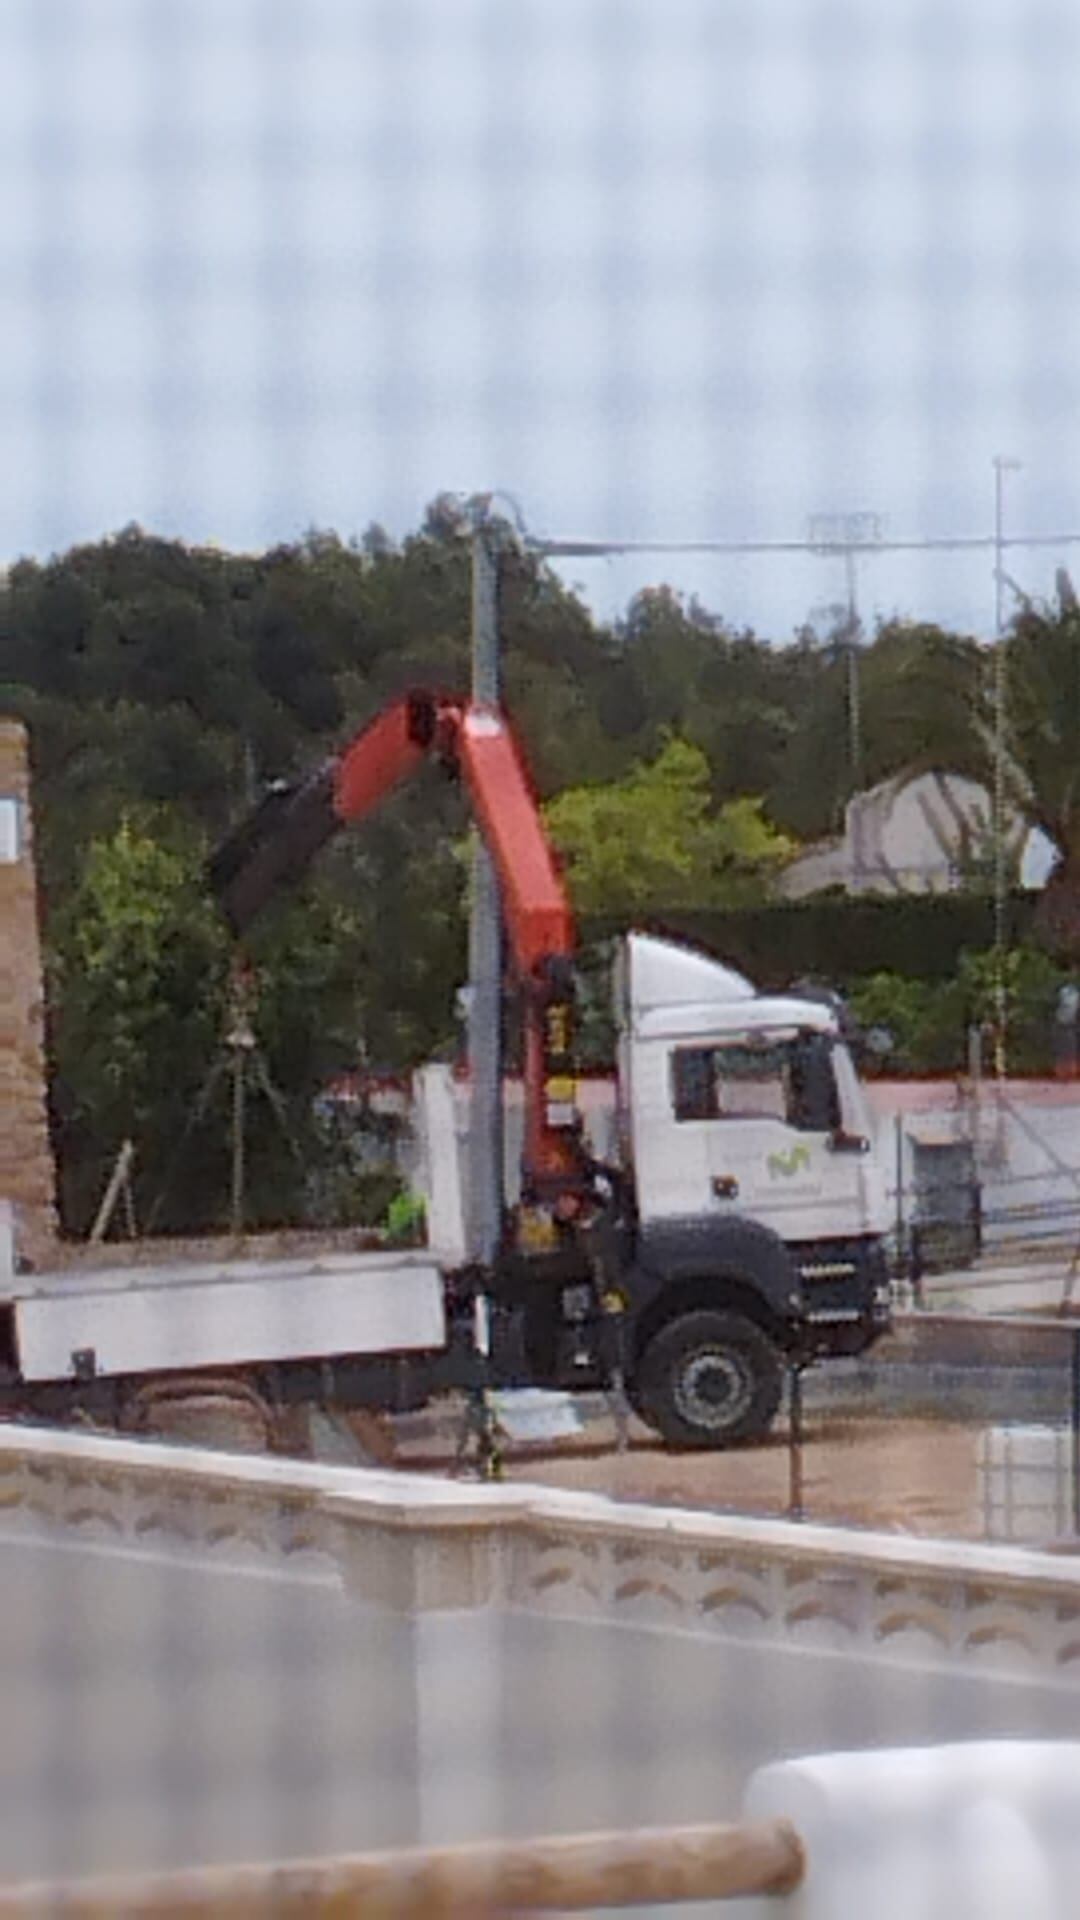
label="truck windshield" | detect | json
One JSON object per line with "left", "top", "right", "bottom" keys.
{"left": 671, "top": 1033, "right": 840, "bottom": 1133}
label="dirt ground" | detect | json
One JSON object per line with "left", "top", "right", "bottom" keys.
{"left": 385, "top": 1405, "right": 988, "bottom": 1541}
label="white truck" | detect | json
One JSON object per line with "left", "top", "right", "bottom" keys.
{"left": 0, "top": 695, "right": 892, "bottom": 1451}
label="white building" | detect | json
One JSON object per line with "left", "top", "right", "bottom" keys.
{"left": 779, "top": 770, "right": 1058, "bottom": 900}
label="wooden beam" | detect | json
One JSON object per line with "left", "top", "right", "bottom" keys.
{"left": 0, "top": 1819, "right": 805, "bottom": 1916}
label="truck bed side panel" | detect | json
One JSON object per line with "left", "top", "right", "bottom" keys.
{"left": 14, "top": 1262, "right": 447, "bottom": 1383}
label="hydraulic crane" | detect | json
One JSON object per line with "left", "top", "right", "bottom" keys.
{"left": 208, "top": 689, "right": 591, "bottom": 1227}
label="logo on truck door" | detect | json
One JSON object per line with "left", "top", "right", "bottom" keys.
{"left": 767, "top": 1143, "right": 812, "bottom": 1178}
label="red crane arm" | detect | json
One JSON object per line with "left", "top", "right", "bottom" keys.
{"left": 331, "top": 692, "right": 573, "bottom": 981}
{"left": 334, "top": 692, "right": 435, "bottom": 823}
{"left": 452, "top": 705, "right": 574, "bottom": 977}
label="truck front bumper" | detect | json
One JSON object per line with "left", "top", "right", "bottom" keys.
{"left": 794, "top": 1238, "right": 892, "bottom": 1357}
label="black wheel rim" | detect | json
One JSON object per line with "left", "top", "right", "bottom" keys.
{"left": 673, "top": 1345, "right": 753, "bottom": 1432}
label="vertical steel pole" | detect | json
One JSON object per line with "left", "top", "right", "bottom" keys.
{"left": 844, "top": 546, "right": 865, "bottom": 889}
{"left": 230, "top": 1044, "right": 245, "bottom": 1237}
{"left": 991, "top": 455, "right": 1021, "bottom": 1085}
{"left": 993, "top": 461, "right": 1008, "bottom": 1082}
{"left": 1071, "top": 1325, "right": 1080, "bottom": 1536}
{"left": 893, "top": 1114, "right": 906, "bottom": 1280}
{"left": 467, "top": 515, "right": 504, "bottom": 1265}
{"left": 843, "top": 546, "right": 863, "bottom": 788}
{"left": 788, "top": 1364, "right": 804, "bottom": 1522}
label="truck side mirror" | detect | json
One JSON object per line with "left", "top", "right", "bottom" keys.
{"left": 827, "top": 1128, "right": 870, "bottom": 1154}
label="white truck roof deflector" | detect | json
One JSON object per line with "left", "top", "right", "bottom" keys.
{"left": 622, "top": 934, "right": 756, "bottom": 1023}
{"left": 635, "top": 996, "right": 838, "bottom": 1042}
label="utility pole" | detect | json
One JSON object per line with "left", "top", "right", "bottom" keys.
{"left": 991, "top": 455, "right": 1022, "bottom": 1082}
{"left": 466, "top": 496, "right": 504, "bottom": 1265}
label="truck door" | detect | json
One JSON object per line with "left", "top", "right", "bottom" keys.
{"left": 667, "top": 1030, "right": 868, "bottom": 1244}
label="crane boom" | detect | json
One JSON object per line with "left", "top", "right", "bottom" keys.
{"left": 449, "top": 705, "right": 573, "bottom": 975}
{"left": 208, "top": 691, "right": 585, "bottom": 1208}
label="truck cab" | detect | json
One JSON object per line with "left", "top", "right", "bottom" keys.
{"left": 550, "top": 935, "right": 892, "bottom": 1448}
{"left": 617, "top": 933, "right": 888, "bottom": 1265}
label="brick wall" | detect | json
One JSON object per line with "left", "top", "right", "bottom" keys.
{"left": 0, "top": 720, "right": 58, "bottom": 1268}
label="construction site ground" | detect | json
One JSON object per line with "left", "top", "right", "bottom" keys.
{"left": 372, "top": 1311, "right": 1080, "bottom": 1546}
{"left": 382, "top": 1401, "right": 990, "bottom": 1541}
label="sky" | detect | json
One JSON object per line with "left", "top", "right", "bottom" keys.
{"left": 3, "top": 0, "right": 1080, "bottom": 640}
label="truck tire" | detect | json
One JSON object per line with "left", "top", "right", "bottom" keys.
{"left": 635, "top": 1310, "right": 783, "bottom": 1449}
{"left": 121, "top": 1377, "right": 276, "bottom": 1454}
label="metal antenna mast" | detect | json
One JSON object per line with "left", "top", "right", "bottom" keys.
{"left": 992, "top": 455, "right": 1022, "bottom": 1081}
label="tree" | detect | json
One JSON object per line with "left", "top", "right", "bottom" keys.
{"left": 767, "top": 620, "right": 989, "bottom": 843}
{"left": 1006, "top": 593, "right": 1080, "bottom": 953}
{"left": 544, "top": 736, "right": 794, "bottom": 915}
{"left": 48, "top": 818, "right": 230, "bottom": 1233}
{"left": 618, "top": 588, "right": 840, "bottom": 835}
{"left": 764, "top": 638, "right": 852, "bottom": 840}
{"left": 857, "top": 622, "right": 988, "bottom": 790}
{"left": 46, "top": 814, "right": 412, "bottom": 1236}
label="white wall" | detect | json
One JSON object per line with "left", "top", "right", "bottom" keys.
{"left": 865, "top": 1081, "right": 1080, "bottom": 1254}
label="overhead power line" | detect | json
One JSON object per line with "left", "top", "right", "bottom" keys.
{"left": 531, "top": 532, "right": 1080, "bottom": 559}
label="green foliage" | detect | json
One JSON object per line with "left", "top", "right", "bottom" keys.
{"left": 1006, "top": 599, "right": 1080, "bottom": 851}
{"left": 766, "top": 620, "right": 990, "bottom": 841}
{"left": 47, "top": 816, "right": 404, "bottom": 1236}
{"left": 580, "top": 892, "right": 1037, "bottom": 992}
{"left": 847, "top": 946, "right": 1073, "bottom": 1077}
{"left": 617, "top": 586, "right": 821, "bottom": 832}
{"left": 858, "top": 622, "right": 988, "bottom": 791}
{"left": 49, "top": 818, "right": 230, "bottom": 1232}
{"left": 545, "top": 736, "right": 793, "bottom": 914}
{"left": 845, "top": 973, "right": 964, "bottom": 1076}
{"left": 955, "top": 944, "right": 1071, "bottom": 1073}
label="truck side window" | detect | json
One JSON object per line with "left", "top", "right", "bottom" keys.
{"left": 671, "top": 1036, "right": 840, "bottom": 1131}
{"left": 786, "top": 1034, "right": 841, "bottom": 1133}
{"left": 671, "top": 1047, "right": 718, "bottom": 1121}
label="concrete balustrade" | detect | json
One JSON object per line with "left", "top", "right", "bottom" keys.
{"left": 5, "top": 1425, "right": 1080, "bottom": 1914}
{"left": 5, "top": 1422, "right": 1080, "bottom": 1683}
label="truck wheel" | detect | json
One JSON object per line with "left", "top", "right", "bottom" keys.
{"left": 636, "top": 1310, "right": 783, "bottom": 1449}
{"left": 121, "top": 1377, "right": 275, "bottom": 1454}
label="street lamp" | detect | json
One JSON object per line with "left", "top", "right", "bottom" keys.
{"left": 807, "top": 512, "right": 885, "bottom": 796}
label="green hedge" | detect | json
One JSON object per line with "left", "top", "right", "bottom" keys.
{"left": 581, "top": 892, "right": 1038, "bottom": 988}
